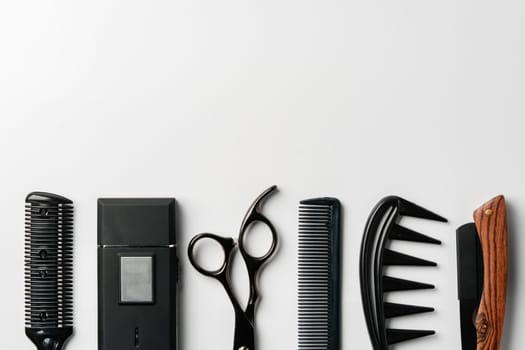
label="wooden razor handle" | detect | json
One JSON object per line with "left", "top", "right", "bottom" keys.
{"left": 473, "top": 195, "right": 508, "bottom": 350}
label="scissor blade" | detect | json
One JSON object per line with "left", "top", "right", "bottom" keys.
{"left": 233, "top": 305, "right": 255, "bottom": 350}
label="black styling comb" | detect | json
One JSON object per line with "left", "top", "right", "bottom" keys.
{"left": 25, "top": 192, "right": 74, "bottom": 350}
{"left": 359, "top": 196, "right": 447, "bottom": 349}
{"left": 298, "top": 198, "right": 341, "bottom": 350}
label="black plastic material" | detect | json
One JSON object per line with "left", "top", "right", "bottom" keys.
{"left": 383, "top": 276, "right": 435, "bottom": 292}
{"left": 383, "top": 249, "right": 437, "bottom": 266}
{"left": 297, "top": 197, "right": 341, "bottom": 350}
{"left": 389, "top": 224, "right": 442, "bottom": 245}
{"left": 187, "top": 186, "right": 278, "bottom": 350}
{"left": 26, "top": 192, "right": 73, "bottom": 205}
{"left": 98, "top": 198, "right": 178, "bottom": 350}
{"left": 456, "top": 223, "right": 484, "bottom": 350}
{"left": 383, "top": 302, "right": 434, "bottom": 319}
{"left": 25, "top": 192, "right": 74, "bottom": 350}
{"left": 386, "top": 329, "right": 436, "bottom": 345}
{"left": 26, "top": 328, "right": 73, "bottom": 350}
{"left": 98, "top": 198, "right": 176, "bottom": 246}
{"left": 359, "top": 196, "right": 447, "bottom": 350}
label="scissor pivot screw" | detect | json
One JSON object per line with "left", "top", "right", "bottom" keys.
{"left": 485, "top": 209, "right": 493, "bottom": 216}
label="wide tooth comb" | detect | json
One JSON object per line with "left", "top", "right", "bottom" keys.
{"left": 298, "top": 198, "right": 341, "bottom": 350}
{"left": 360, "top": 196, "right": 447, "bottom": 350}
{"left": 389, "top": 224, "right": 442, "bottom": 245}
{"left": 383, "top": 302, "right": 434, "bottom": 318}
{"left": 383, "top": 249, "right": 437, "bottom": 266}
{"left": 386, "top": 329, "right": 436, "bottom": 345}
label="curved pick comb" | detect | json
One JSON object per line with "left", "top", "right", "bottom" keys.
{"left": 359, "top": 196, "right": 447, "bottom": 349}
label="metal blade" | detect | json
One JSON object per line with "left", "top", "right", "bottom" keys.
{"left": 459, "top": 299, "right": 478, "bottom": 350}
{"left": 456, "top": 223, "right": 484, "bottom": 350}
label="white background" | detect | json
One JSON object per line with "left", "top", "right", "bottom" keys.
{"left": 1, "top": 0, "right": 524, "bottom": 349}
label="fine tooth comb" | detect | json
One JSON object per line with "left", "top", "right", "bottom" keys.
{"left": 25, "top": 192, "right": 74, "bottom": 350}
{"left": 359, "top": 196, "right": 447, "bottom": 349}
{"left": 298, "top": 198, "right": 341, "bottom": 350}
{"left": 456, "top": 195, "right": 508, "bottom": 350}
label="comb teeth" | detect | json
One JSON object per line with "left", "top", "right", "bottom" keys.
{"left": 298, "top": 198, "right": 341, "bottom": 350}
{"left": 384, "top": 302, "right": 434, "bottom": 318}
{"left": 383, "top": 276, "right": 435, "bottom": 292}
{"left": 389, "top": 224, "right": 442, "bottom": 245}
{"left": 360, "top": 196, "right": 446, "bottom": 349}
{"left": 386, "top": 329, "right": 436, "bottom": 345}
{"left": 25, "top": 192, "right": 74, "bottom": 329}
{"left": 383, "top": 249, "right": 437, "bottom": 266}
{"left": 398, "top": 198, "right": 448, "bottom": 222}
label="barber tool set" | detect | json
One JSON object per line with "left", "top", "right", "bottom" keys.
{"left": 21, "top": 187, "right": 509, "bottom": 350}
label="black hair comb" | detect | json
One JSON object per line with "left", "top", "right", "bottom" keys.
{"left": 359, "top": 196, "right": 447, "bottom": 349}
{"left": 25, "top": 192, "right": 74, "bottom": 350}
{"left": 298, "top": 198, "right": 341, "bottom": 350}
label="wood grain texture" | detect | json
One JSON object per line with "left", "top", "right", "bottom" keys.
{"left": 473, "top": 195, "right": 508, "bottom": 350}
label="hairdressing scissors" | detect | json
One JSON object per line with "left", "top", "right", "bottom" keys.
{"left": 188, "top": 185, "right": 279, "bottom": 350}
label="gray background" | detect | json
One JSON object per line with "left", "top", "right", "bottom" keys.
{"left": 1, "top": 0, "right": 523, "bottom": 348}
